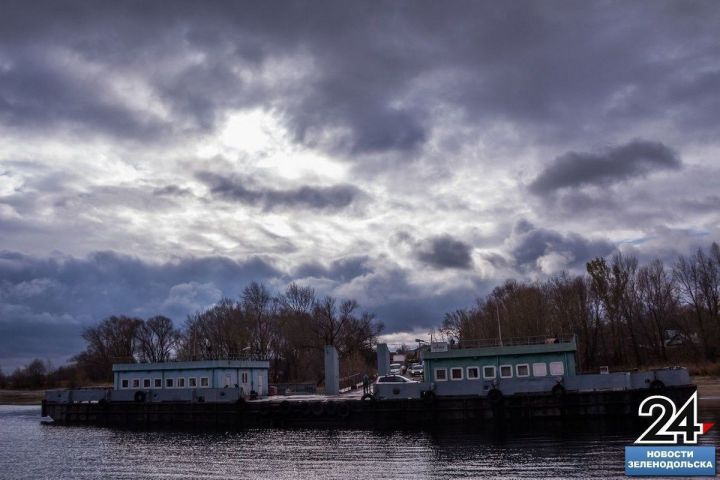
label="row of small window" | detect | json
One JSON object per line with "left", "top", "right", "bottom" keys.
{"left": 434, "top": 362, "right": 565, "bottom": 381}
{"left": 120, "top": 377, "right": 210, "bottom": 389}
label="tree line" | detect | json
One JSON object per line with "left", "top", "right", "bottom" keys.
{"left": 0, "top": 359, "right": 80, "bottom": 390}
{"left": 440, "top": 243, "right": 720, "bottom": 372}
{"left": 2, "top": 282, "right": 383, "bottom": 389}
{"left": 3, "top": 243, "right": 719, "bottom": 389}
{"left": 67, "top": 282, "right": 382, "bottom": 385}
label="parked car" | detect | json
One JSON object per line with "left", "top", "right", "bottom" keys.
{"left": 388, "top": 363, "right": 403, "bottom": 375}
{"left": 409, "top": 363, "right": 424, "bottom": 377}
{"left": 375, "top": 375, "right": 418, "bottom": 384}
{"left": 373, "top": 375, "right": 422, "bottom": 400}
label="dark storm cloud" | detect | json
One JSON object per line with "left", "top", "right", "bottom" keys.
{"left": 1, "top": 1, "right": 718, "bottom": 153}
{"left": 373, "top": 283, "right": 489, "bottom": 334}
{"left": 197, "top": 172, "right": 364, "bottom": 211}
{"left": 153, "top": 184, "right": 193, "bottom": 197}
{"left": 529, "top": 140, "right": 682, "bottom": 194}
{"left": 0, "top": 250, "right": 281, "bottom": 369}
{"left": 416, "top": 235, "right": 474, "bottom": 270}
{"left": 0, "top": 50, "right": 169, "bottom": 140}
{"left": 1, "top": 0, "right": 720, "bottom": 368}
{"left": 509, "top": 220, "right": 615, "bottom": 270}
{"left": 0, "top": 248, "right": 486, "bottom": 370}
{"left": 295, "top": 255, "right": 372, "bottom": 282}
{"left": 0, "top": 305, "right": 85, "bottom": 370}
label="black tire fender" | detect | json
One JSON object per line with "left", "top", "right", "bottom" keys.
{"left": 337, "top": 402, "right": 351, "bottom": 418}
{"left": 649, "top": 380, "right": 665, "bottom": 390}
{"left": 133, "top": 391, "right": 146, "bottom": 403}
{"left": 487, "top": 388, "right": 503, "bottom": 405}
{"left": 552, "top": 384, "right": 566, "bottom": 397}
{"left": 311, "top": 402, "right": 325, "bottom": 417}
{"left": 290, "top": 401, "right": 303, "bottom": 414}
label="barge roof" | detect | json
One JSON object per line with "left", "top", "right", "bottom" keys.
{"left": 422, "top": 337, "right": 576, "bottom": 360}
{"left": 112, "top": 359, "right": 269, "bottom": 372}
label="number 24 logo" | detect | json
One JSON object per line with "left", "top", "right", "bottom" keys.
{"left": 635, "top": 392, "right": 703, "bottom": 444}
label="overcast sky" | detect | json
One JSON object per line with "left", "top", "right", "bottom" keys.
{"left": 1, "top": 1, "right": 719, "bottom": 371}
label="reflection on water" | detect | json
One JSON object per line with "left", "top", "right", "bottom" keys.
{"left": 0, "top": 403, "right": 717, "bottom": 479}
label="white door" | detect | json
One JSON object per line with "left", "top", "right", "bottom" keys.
{"left": 224, "top": 373, "right": 232, "bottom": 388}
{"left": 257, "top": 374, "right": 263, "bottom": 396}
{"left": 239, "top": 370, "right": 250, "bottom": 394}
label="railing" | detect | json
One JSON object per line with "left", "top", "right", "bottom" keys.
{"left": 111, "top": 354, "right": 270, "bottom": 365}
{"left": 451, "top": 334, "right": 575, "bottom": 349}
{"left": 339, "top": 373, "right": 366, "bottom": 392}
{"left": 180, "top": 354, "right": 270, "bottom": 362}
{"left": 269, "top": 382, "right": 317, "bottom": 395}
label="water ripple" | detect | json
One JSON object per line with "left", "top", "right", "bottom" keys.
{"left": 1, "top": 405, "right": 717, "bottom": 479}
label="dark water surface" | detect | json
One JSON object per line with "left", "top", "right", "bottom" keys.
{"left": 1, "top": 403, "right": 718, "bottom": 479}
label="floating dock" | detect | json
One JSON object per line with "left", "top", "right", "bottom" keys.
{"left": 42, "top": 384, "right": 695, "bottom": 430}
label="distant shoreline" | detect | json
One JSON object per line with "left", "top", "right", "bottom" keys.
{"left": 0, "top": 389, "right": 45, "bottom": 405}
{"left": 3, "top": 376, "right": 719, "bottom": 406}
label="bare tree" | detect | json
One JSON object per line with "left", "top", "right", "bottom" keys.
{"left": 674, "top": 249, "right": 716, "bottom": 360}
{"left": 281, "top": 282, "right": 316, "bottom": 314}
{"left": 242, "top": 282, "right": 276, "bottom": 357}
{"left": 74, "top": 315, "right": 143, "bottom": 381}
{"left": 180, "top": 298, "right": 251, "bottom": 360}
{"left": 637, "top": 259, "right": 678, "bottom": 361}
{"left": 135, "top": 316, "right": 180, "bottom": 363}
{"left": 547, "top": 273, "right": 599, "bottom": 370}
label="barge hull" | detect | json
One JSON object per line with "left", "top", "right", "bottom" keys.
{"left": 41, "top": 385, "right": 695, "bottom": 430}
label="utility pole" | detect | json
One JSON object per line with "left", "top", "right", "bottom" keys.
{"left": 495, "top": 299, "right": 505, "bottom": 347}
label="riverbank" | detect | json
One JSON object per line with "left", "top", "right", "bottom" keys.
{"left": 0, "top": 389, "right": 45, "bottom": 405}
{"left": 695, "top": 376, "right": 720, "bottom": 399}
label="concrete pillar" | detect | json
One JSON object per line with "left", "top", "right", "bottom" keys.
{"left": 324, "top": 345, "right": 340, "bottom": 395}
{"left": 377, "top": 343, "right": 390, "bottom": 376}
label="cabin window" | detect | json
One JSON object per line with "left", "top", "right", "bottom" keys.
{"left": 467, "top": 366, "right": 480, "bottom": 380}
{"left": 532, "top": 363, "right": 548, "bottom": 377}
{"left": 549, "top": 361, "right": 565, "bottom": 376}
{"left": 132, "top": 379, "right": 140, "bottom": 388}
{"left": 189, "top": 377, "right": 197, "bottom": 388}
{"left": 143, "top": 378, "right": 151, "bottom": 388}
{"left": 121, "top": 379, "right": 129, "bottom": 389}
{"left": 166, "top": 378, "right": 174, "bottom": 388}
{"left": 483, "top": 366, "right": 496, "bottom": 379}
{"left": 177, "top": 377, "right": 185, "bottom": 388}
{"left": 200, "top": 377, "right": 209, "bottom": 387}
{"left": 154, "top": 378, "right": 162, "bottom": 388}
{"left": 499, "top": 365, "right": 513, "bottom": 378}
{"left": 450, "top": 367, "right": 463, "bottom": 381}
{"left": 516, "top": 364, "right": 530, "bottom": 377}
{"left": 434, "top": 368, "right": 448, "bottom": 381}
{"left": 241, "top": 372, "right": 249, "bottom": 384}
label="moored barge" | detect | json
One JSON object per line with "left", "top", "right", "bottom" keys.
{"left": 42, "top": 336, "right": 696, "bottom": 429}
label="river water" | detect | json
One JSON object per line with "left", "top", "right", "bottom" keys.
{"left": 1, "top": 402, "right": 718, "bottom": 479}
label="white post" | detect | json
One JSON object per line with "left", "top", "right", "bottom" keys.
{"left": 324, "top": 345, "right": 340, "bottom": 395}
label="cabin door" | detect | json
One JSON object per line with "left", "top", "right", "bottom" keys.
{"left": 239, "top": 370, "right": 250, "bottom": 394}
{"left": 224, "top": 373, "right": 232, "bottom": 388}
